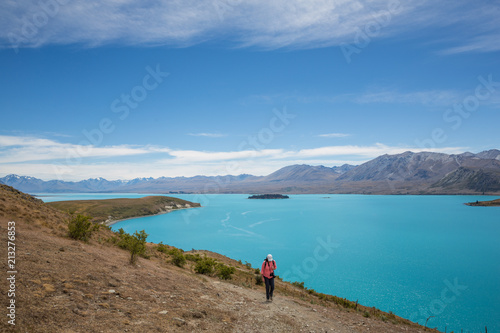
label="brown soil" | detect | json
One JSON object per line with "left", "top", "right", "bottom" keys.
{"left": 0, "top": 184, "right": 438, "bottom": 332}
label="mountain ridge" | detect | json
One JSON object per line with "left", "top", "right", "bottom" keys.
{"left": 2, "top": 149, "right": 500, "bottom": 195}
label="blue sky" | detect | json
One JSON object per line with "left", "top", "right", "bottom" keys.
{"left": 0, "top": 0, "right": 499, "bottom": 180}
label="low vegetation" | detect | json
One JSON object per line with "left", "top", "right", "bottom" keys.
{"left": 67, "top": 214, "right": 98, "bottom": 241}
{"left": 169, "top": 248, "right": 187, "bottom": 267}
{"left": 107, "top": 227, "right": 149, "bottom": 263}
{"left": 216, "top": 264, "right": 236, "bottom": 280}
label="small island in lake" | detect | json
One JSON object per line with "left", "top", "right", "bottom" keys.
{"left": 465, "top": 198, "right": 500, "bottom": 206}
{"left": 248, "top": 194, "right": 289, "bottom": 199}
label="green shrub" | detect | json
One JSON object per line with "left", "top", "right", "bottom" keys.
{"left": 292, "top": 281, "right": 305, "bottom": 289}
{"left": 363, "top": 311, "right": 370, "bottom": 318}
{"left": 255, "top": 274, "right": 263, "bottom": 285}
{"left": 157, "top": 242, "right": 169, "bottom": 253}
{"left": 167, "top": 247, "right": 184, "bottom": 255}
{"left": 254, "top": 268, "right": 260, "bottom": 274}
{"left": 194, "top": 257, "right": 217, "bottom": 275}
{"left": 217, "top": 264, "right": 236, "bottom": 280}
{"left": 185, "top": 253, "right": 202, "bottom": 262}
{"left": 171, "top": 252, "right": 187, "bottom": 268}
{"left": 68, "top": 214, "right": 93, "bottom": 241}
{"left": 244, "top": 261, "right": 252, "bottom": 270}
{"left": 130, "top": 230, "right": 148, "bottom": 263}
{"left": 115, "top": 229, "right": 148, "bottom": 264}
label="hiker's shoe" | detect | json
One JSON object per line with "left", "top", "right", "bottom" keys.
{"left": 270, "top": 297, "right": 273, "bottom": 302}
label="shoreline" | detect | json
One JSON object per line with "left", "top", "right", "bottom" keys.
{"left": 103, "top": 206, "right": 196, "bottom": 227}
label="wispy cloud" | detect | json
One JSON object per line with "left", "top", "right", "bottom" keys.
{"left": 439, "top": 34, "right": 500, "bottom": 55}
{"left": 188, "top": 132, "right": 227, "bottom": 138}
{"left": 0, "top": 135, "right": 170, "bottom": 163}
{"left": 318, "top": 133, "right": 351, "bottom": 138}
{"left": 244, "top": 89, "right": 463, "bottom": 108}
{"left": 354, "top": 90, "right": 461, "bottom": 106}
{"left": 1, "top": 1, "right": 498, "bottom": 54}
{"left": 433, "top": 3, "right": 500, "bottom": 55}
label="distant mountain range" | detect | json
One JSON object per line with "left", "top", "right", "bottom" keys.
{"left": 2, "top": 150, "right": 500, "bottom": 195}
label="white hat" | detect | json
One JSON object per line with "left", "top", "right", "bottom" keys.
{"left": 267, "top": 254, "right": 273, "bottom": 261}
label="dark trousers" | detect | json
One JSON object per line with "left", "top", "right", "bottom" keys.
{"left": 264, "top": 276, "right": 275, "bottom": 300}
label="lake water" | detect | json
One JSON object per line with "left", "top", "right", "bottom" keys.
{"left": 39, "top": 193, "right": 499, "bottom": 332}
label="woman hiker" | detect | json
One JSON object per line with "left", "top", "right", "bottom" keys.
{"left": 261, "top": 254, "right": 277, "bottom": 302}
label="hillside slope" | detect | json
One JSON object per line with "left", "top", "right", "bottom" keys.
{"left": 0, "top": 185, "right": 440, "bottom": 332}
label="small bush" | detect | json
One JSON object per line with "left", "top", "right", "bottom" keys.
{"left": 167, "top": 248, "right": 184, "bottom": 255}
{"left": 363, "top": 311, "right": 370, "bottom": 318}
{"left": 157, "top": 242, "right": 169, "bottom": 253}
{"left": 171, "top": 252, "right": 187, "bottom": 268}
{"left": 115, "top": 229, "right": 148, "bottom": 264}
{"left": 68, "top": 214, "right": 93, "bottom": 241}
{"left": 244, "top": 261, "right": 252, "bottom": 270}
{"left": 217, "top": 264, "right": 236, "bottom": 280}
{"left": 194, "top": 257, "right": 217, "bottom": 275}
{"left": 255, "top": 274, "right": 263, "bottom": 285}
{"left": 292, "top": 281, "right": 305, "bottom": 289}
{"left": 185, "top": 253, "right": 202, "bottom": 262}
{"left": 254, "top": 268, "right": 260, "bottom": 274}
{"left": 130, "top": 230, "right": 148, "bottom": 263}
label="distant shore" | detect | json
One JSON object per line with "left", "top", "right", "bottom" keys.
{"left": 465, "top": 198, "right": 500, "bottom": 207}
{"left": 47, "top": 196, "right": 201, "bottom": 225}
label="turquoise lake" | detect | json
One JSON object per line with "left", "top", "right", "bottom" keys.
{"left": 40, "top": 193, "right": 499, "bottom": 332}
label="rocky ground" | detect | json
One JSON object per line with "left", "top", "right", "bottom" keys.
{"left": 0, "top": 184, "right": 439, "bottom": 332}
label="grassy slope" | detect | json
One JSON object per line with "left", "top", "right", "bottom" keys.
{"left": 47, "top": 196, "right": 201, "bottom": 222}
{"left": 0, "top": 184, "right": 442, "bottom": 332}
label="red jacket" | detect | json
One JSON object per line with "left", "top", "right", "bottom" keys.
{"left": 261, "top": 260, "right": 277, "bottom": 279}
